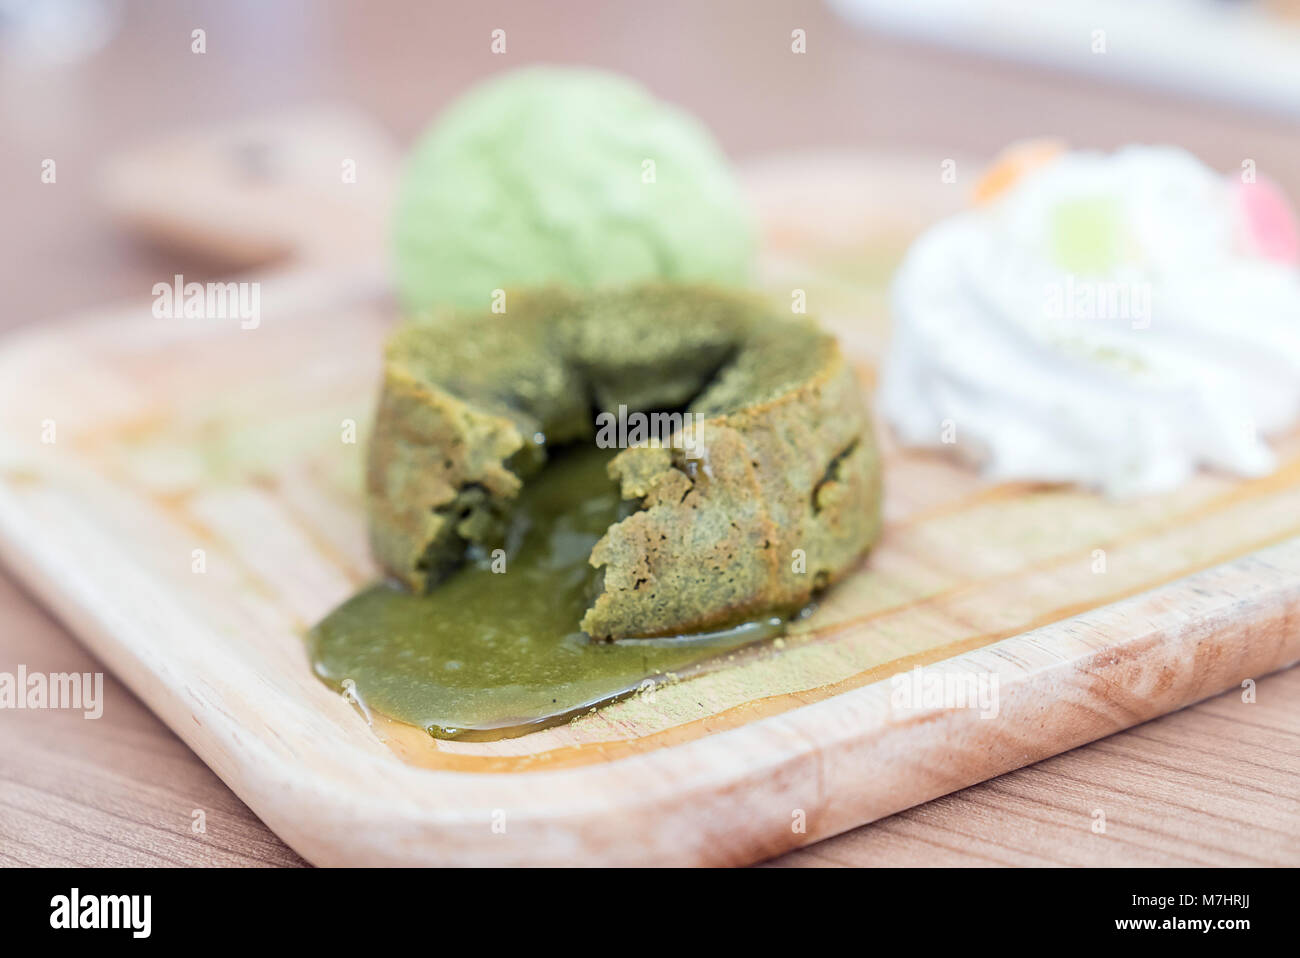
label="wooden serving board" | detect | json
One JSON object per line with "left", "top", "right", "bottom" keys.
{"left": 2, "top": 115, "right": 1298, "bottom": 865}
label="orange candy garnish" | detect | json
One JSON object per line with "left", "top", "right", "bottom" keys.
{"left": 973, "top": 138, "right": 1068, "bottom": 205}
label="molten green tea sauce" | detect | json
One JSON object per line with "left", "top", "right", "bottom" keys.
{"left": 310, "top": 445, "right": 786, "bottom": 741}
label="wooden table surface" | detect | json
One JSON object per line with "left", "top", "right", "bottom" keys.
{"left": 2, "top": 0, "right": 1298, "bottom": 867}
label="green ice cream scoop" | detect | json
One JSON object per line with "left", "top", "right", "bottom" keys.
{"left": 392, "top": 67, "right": 756, "bottom": 312}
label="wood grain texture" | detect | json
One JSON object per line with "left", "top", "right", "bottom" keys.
{"left": 0, "top": 575, "right": 305, "bottom": 868}
{"left": 769, "top": 665, "right": 1300, "bottom": 867}
{"left": 5, "top": 549, "right": 1294, "bottom": 867}
{"left": 1, "top": 154, "right": 1298, "bottom": 865}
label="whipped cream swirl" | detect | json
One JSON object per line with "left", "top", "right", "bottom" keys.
{"left": 880, "top": 145, "right": 1300, "bottom": 496}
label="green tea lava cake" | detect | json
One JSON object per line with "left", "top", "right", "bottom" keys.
{"left": 366, "top": 284, "right": 882, "bottom": 639}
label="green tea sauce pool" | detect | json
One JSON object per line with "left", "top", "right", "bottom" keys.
{"left": 310, "top": 444, "right": 790, "bottom": 741}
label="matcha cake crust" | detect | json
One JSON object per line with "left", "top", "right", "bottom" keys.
{"left": 366, "top": 285, "right": 882, "bottom": 639}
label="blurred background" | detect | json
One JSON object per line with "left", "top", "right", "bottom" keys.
{"left": 3, "top": 0, "right": 1300, "bottom": 325}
